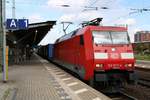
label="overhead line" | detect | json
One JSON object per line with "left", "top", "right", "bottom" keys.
{"left": 88, "top": 0, "right": 99, "bottom": 7}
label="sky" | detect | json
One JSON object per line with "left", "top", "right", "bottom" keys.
{"left": 6, "top": 0, "right": 150, "bottom": 45}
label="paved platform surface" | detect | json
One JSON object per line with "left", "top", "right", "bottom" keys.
{"left": 136, "top": 60, "right": 150, "bottom": 69}
{"left": 0, "top": 80, "right": 10, "bottom": 100}
{"left": 0, "top": 54, "right": 110, "bottom": 100}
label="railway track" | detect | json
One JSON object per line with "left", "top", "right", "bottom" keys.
{"left": 135, "top": 66, "right": 150, "bottom": 88}
{"left": 138, "top": 78, "right": 150, "bottom": 88}
{"left": 106, "top": 91, "right": 137, "bottom": 100}
{"left": 136, "top": 67, "right": 150, "bottom": 72}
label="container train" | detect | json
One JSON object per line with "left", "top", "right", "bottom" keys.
{"left": 38, "top": 18, "right": 137, "bottom": 90}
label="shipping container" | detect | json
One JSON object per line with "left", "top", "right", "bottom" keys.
{"left": 47, "top": 44, "right": 54, "bottom": 59}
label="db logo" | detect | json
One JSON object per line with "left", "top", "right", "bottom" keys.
{"left": 110, "top": 53, "right": 119, "bottom": 59}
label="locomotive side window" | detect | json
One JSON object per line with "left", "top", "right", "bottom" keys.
{"left": 80, "top": 35, "right": 84, "bottom": 45}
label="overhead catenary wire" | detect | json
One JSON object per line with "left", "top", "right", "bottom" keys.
{"left": 59, "top": 0, "right": 102, "bottom": 34}
{"left": 88, "top": 0, "right": 99, "bottom": 7}
{"left": 105, "top": 6, "right": 150, "bottom": 24}
{"left": 130, "top": 8, "right": 150, "bottom": 15}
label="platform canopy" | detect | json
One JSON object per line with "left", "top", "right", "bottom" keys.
{"left": 7, "top": 21, "right": 56, "bottom": 47}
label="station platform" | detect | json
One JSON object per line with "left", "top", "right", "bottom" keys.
{"left": 135, "top": 60, "right": 150, "bottom": 69}
{"left": 0, "top": 54, "right": 110, "bottom": 100}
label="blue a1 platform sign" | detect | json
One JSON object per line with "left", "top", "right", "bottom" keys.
{"left": 6, "top": 19, "right": 29, "bottom": 30}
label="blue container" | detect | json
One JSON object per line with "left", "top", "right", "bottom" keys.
{"left": 47, "top": 44, "right": 54, "bottom": 59}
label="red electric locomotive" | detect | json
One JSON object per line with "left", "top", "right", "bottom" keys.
{"left": 53, "top": 18, "right": 136, "bottom": 87}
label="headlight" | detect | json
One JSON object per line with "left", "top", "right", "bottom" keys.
{"left": 128, "top": 64, "right": 132, "bottom": 67}
{"left": 96, "top": 64, "right": 103, "bottom": 68}
{"left": 121, "top": 53, "right": 134, "bottom": 59}
{"left": 125, "top": 64, "right": 132, "bottom": 67}
{"left": 94, "top": 53, "right": 108, "bottom": 59}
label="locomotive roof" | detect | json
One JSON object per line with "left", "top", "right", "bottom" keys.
{"left": 55, "top": 28, "right": 80, "bottom": 43}
{"left": 87, "top": 26, "right": 127, "bottom": 31}
{"left": 55, "top": 26, "right": 127, "bottom": 43}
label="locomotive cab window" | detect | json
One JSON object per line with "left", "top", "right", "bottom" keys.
{"left": 92, "top": 31, "right": 112, "bottom": 44}
{"left": 92, "top": 31, "right": 130, "bottom": 44}
{"left": 111, "top": 31, "right": 129, "bottom": 44}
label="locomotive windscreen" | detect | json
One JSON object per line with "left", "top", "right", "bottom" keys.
{"left": 92, "top": 31, "right": 129, "bottom": 44}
